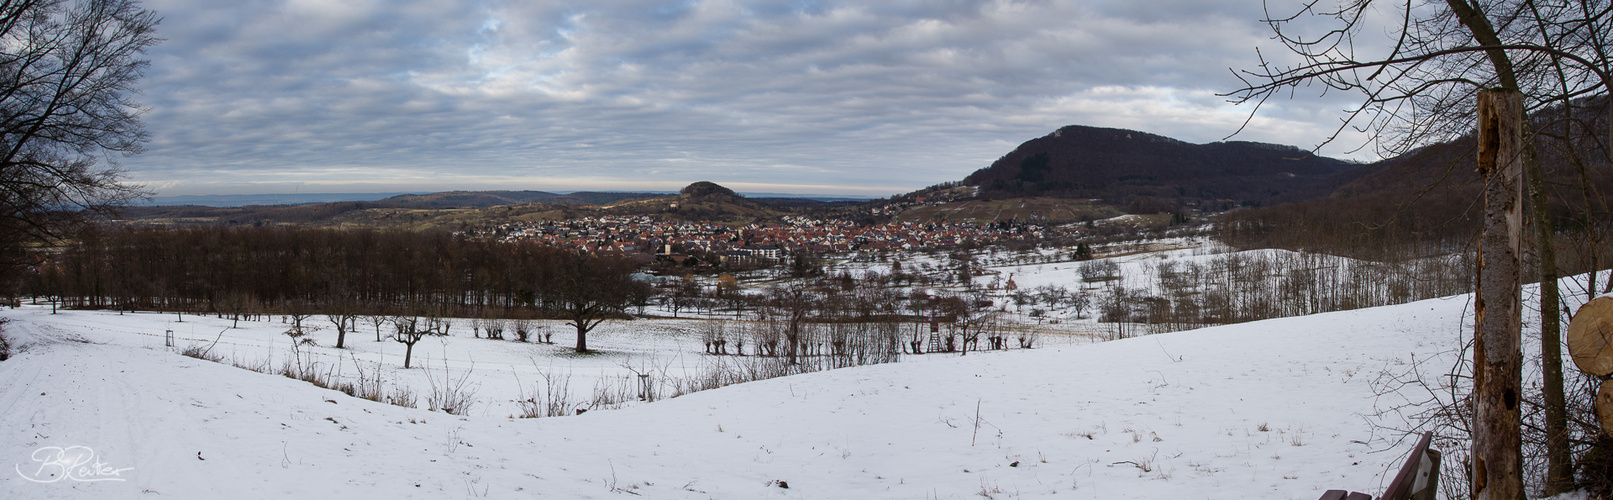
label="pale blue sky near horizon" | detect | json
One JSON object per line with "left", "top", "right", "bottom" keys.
{"left": 123, "top": 0, "right": 1386, "bottom": 198}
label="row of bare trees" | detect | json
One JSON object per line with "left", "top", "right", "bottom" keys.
{"left": 681, "top": 270, "right": 1030, "bottom": 365}
{"left": 25, "top": 225, "right": 649, "bottom": 352}
{"left": 1066, "top": 251, "right": 1477, "bottom": 340}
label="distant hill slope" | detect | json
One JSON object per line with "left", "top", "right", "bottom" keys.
{"left": 116, "top": 182, "right": 829, "bottom": 229}
{"left": 960, "top": 125, "right": 1365, "bottom": 211}
{"left": 598, "top": 181, "right": 787, "bottom": 223}
{"left": 139, "top": 192, "right": 413, "bottom": 207}
{"left": 378, "top": 190, "right": 665, "bottom": 208}
{"left": 1218, "top": 96, "right": 1613, "bottom": 257}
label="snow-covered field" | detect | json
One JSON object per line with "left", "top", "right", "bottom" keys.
{"left": 1, "top": 286, "right": 1489, "bottom": 498}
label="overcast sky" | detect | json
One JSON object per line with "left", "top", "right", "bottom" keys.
{"left": 125, "top": 0, "right": 1380, "bottom": 197}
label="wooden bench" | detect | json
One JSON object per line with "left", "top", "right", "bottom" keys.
{"left": 1319, "top": 431, "right": 1441, "bottom": 500}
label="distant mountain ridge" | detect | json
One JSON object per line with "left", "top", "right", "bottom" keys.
{"left": 141, "top": 190, "right": 872, "bottom": 208}
{"left": 378, "top": 190, "right": 665, "bottom": 208}
{"left": 958, "top": 125, "right": 1366, "bottom": 211}
{"left": 140, "top": 192, "right": 413, "bottom": 207}
{"left": 118, "top": 181, "right": 868, "bottom": 229}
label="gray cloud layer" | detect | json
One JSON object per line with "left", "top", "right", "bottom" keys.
{"left": 126, "top": 0, "right": 1374, "bottom": 196}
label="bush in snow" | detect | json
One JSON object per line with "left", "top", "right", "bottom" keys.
{"left": 1, "top": 318, "right": 11, "bottom": 361}
{"left": 425, "top": 361, "right": 479, "bottom": 416}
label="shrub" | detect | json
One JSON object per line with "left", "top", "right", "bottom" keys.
{"left": 0, "top": 319, "right": 10, "bottom": 361}
{"left": 425, "top": 361, "right": 479, "bottom": 416}
{"left": 180, "top": 343, "right": 223, "bottom": 362}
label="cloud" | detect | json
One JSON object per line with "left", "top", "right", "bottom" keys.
{"left": 124, "top": 0, "right": 1380, "bottom": 196}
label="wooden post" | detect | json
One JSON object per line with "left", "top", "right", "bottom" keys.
{"left": 639, "top": 373, "right": 652, "bottom": 402}
{"left": 1472, "top": 88, "right": 1524, "bottom": 500}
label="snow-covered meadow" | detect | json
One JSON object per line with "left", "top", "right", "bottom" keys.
{"left": 0, "top": 304, "right": 1111, "bottom": 420}
{"left": 2, "top": 285, "right": 1492, "bottom": 498}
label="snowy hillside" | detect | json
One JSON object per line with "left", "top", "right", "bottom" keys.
{"left": 2, "top": 292, "right": 1480, "bottom": 498}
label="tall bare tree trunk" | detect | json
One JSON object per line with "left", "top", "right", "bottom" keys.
{"left": 1524, "top": 6, "right": 1587, "bottom": 485}
{"left": 1526, "top": 126, "right": 1574, "bottom": 495}
{"left": 1473, "top": 88, "right": 1526, "bottom": 500}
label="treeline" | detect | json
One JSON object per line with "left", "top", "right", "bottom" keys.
{"left": 26, "top": 226, "right": 648, "bottom": 328}
{"left": 1218, "top": 163, "right": 1613, "bottom": 286}
{"left": 1217, "top": 99, "right": 1613, "bottom": 277}
{"left": 1216, "top": 185, "right": 1482, "bottom": 261}
{"left": 688, "top": 271, "right": 1026, "bottom": 360}
{"left": 1089, "top": 251, "right": 1475, "bottom": 338}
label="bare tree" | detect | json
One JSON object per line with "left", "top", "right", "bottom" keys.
{"left": 218, "top": 291, "right": 255, "bottom": 328}
{"left": 1069, "top": 288, "right": 1092, "bottom": 320}
{"left": 390, "top": 315, "right": 439, "bottom": 369}
{"left": 552, "top": 253, "right": 643, "bottom": 353}
{"left": 1226, "top": 0, "right": 1613, "bottom": 495}
{"left": 664, "top": 274, "right": 700, "bottom": 318}
{"left": 701, "top": 318, "right": 729, "bottom": 355}
{"left": 324, "top": 295, "right": 359, "bottom": 348}
{"left": 482, "top": 317, "right": 506, "bottom": 340}
{"left": 512, "top": 317, "right": 535, "bottom": 342}
{"left": 936, "top": 291, "right": 999, "bottom": 355}
{"left": 284, "top": 298, "right": 314, "bottom": 335}
{"left": 0, "top": 0, "right": 159, "bottom": 288}
{"left": 367, "top": 309, "right": 389, "bottom": 342}
{"left": 767, "top": 282, "right": 816, "bottom": 364}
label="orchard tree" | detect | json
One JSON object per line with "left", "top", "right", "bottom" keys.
{"left": 767, "top": 281, "right": 817, "bottom": 363}
{"left": 323, "top": 294, "right": 359, "bottom": 348}
{"left": 552, "top": 252, "right": 644, "bottom": 353}
{"left": 390, "top": 315, "right": 439, "bottom": 369}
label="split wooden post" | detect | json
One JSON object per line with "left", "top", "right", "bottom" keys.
{"left": 1472, "top": 88, "right": 1525, "bottom": 500}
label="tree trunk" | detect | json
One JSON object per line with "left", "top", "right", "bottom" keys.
{"left": 1599, "top": 380, "right": 1613, "bottom": 437}
{"left": 574, "top": 321, "right": 588, "bottom": 352}
{"left": 403, "top": 341, "right": 415, "bottom": 369}
{"left": 1473, "top": 88, "right": 1525, "bottom": 500}
{"left": 1526, "top": 133, "right": 1573, "bottom": 495}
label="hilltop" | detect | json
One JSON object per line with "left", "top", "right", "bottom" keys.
{"left": 598, "top": 181, "right": 790, "bottom": 223}
{"left": 953, "top": 125, "right": 1363, "bottom": 211}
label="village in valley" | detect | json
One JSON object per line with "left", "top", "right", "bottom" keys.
{"left": 473, "top": 214, "right": 1069, "bottom": 264}
{"left": 3, "top": 0, "right": 1611, "bottom": 498}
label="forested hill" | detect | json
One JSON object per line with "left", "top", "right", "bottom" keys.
{"left": 1217, "top": 95, "right": 1613, "bottom": 259}
{"left": 960, "top": 125, "right": 1365, "bottom": 211}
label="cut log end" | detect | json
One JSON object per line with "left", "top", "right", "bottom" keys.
{"left": 1568, "top": 296, "right": 1613, "bottom": 377}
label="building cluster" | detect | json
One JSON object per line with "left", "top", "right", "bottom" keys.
{"left": 867, "top": 187, "right": 979, "bottom": 218}
{"left": 469, "top": 214, "right": 1075, "bottom": 264}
